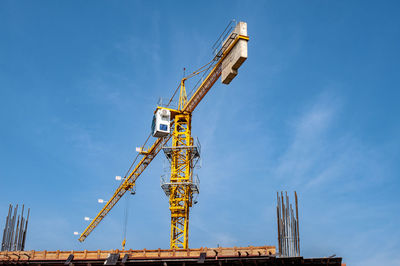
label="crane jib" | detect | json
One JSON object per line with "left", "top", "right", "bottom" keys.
{"left": 78, "top": 135, "right": 171, "bottom": 242}
{"left": 78, "top": 32, "right": 249, "bottom": 243}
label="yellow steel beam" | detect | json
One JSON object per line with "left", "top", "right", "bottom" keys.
{"left": 78, "top": 135, "right": 171, "bottom": 242}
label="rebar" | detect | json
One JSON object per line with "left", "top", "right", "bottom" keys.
{"left": 276, "top": 191, "right": 300, "bottom": 257}
{"left": 1, "top": 204, "right": 30, "bottom": 251}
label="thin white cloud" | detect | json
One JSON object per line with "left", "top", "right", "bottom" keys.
{"left": 273, "top": 91, "right": 385, "bottom": 193}
{"left": 274, "top": 92, "right": 338, "bottom": 185}
{"left": 270, "top": 90, "right": 398, "bottom": 264}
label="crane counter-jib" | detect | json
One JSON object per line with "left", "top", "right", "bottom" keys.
{"left": 183, "top": 34, "right": 249, "bottom": 113}
{"left": 78, "top": 24, "right": 249, "bottom": 243}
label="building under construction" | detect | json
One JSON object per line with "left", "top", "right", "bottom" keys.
{"left": 0, "top": 246, "right": 343, "bottom": 265}
{"left": 0, "top": 21, "right": 345, "bottom": 266}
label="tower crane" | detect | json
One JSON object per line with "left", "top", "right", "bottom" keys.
{"left": 78, "top": 21, "right": 249, "bottom": 250}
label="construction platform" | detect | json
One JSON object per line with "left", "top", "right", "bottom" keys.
{"left": 0, "top": 246, "right": 343, "bottom": 265}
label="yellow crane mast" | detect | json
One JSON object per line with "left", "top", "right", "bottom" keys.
{"left": 78, "top": 21, "right": 249, "bottom": 249}
{"left": 160, "top": 79, "right": 198, "bottom": 249}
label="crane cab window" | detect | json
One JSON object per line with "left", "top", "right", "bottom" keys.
{"left": 160, "top": 124, "right": 168, "bottom": 131}
{"left": 152, "top": 108, "right": 171, "bottom": 137}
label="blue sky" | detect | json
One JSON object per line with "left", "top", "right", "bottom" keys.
{"left": 1, "top": 1, "right": 399, "bottom": 265}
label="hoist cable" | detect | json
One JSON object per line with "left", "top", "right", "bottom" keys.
{"left": 122, "top": 193, "right": 130, "bottom": 249}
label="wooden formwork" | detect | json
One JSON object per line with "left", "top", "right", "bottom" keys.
{"left": 0, "top": 245, "right": 276, "bottom": 262}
